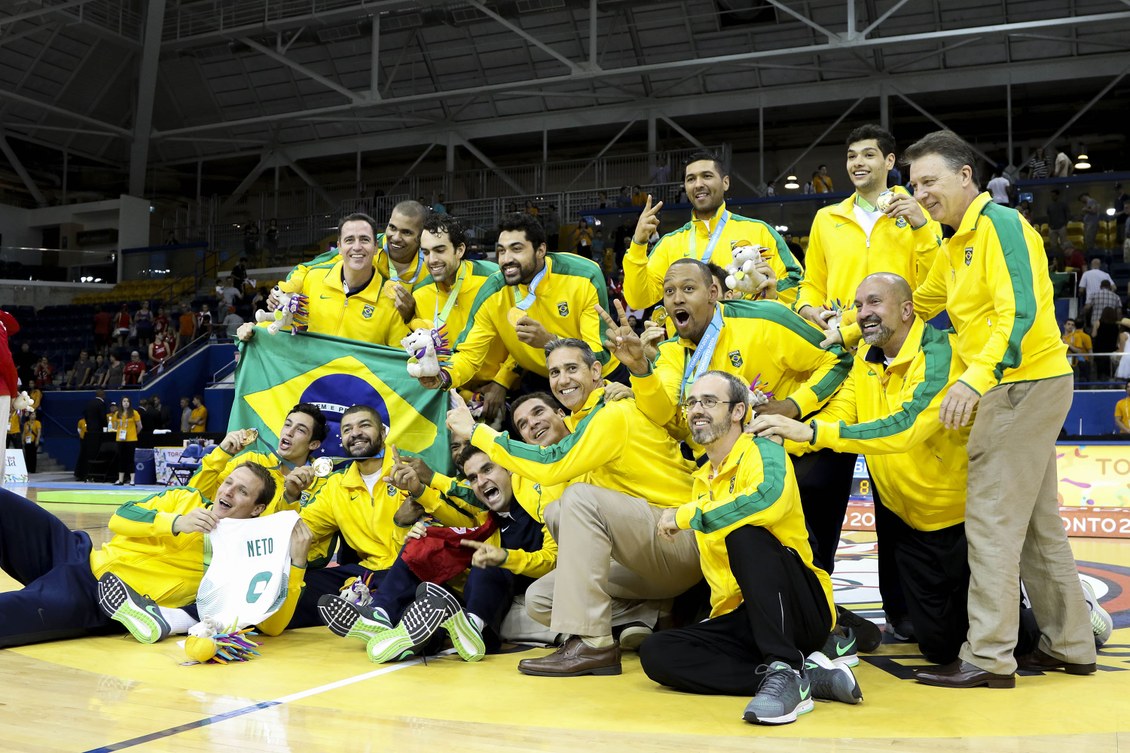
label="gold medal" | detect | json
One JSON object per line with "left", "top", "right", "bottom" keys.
{"left": 312, "top": 457, "right": 334, "bottom": 478}
{"left": 650, "top": 305, "right": 668, "bottom": 325}
{"left": 383, "top": 280, "right": 402, "bottom": 300}
{"left": 508, "top": 306, "right": 525, "bottom": 327}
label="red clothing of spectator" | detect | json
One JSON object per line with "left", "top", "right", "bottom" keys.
{"left": 113, "top": 308, "right": 131, "bottom": 334}
{"left": 0, "top": 309, "right": 19, "bottom": 398}
{"left": 149, "top": 339, "right": 169, "bottom": 372}
{"left": 33, "top": 361, "right": 53, "bottom": 386}
{"left": 122, "top": 359, "right": 146, "bottom": 385}
{"left": 93, "top": 310, "right": 112, "bottom": 346}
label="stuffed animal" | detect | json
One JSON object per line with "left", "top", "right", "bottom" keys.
{"left": 401, "top": 327, "right": 451, "bottom": 378}
{"left": 254, "top": 286, "right": 308, "bottom": 335}
{"left": 11, "top": 391, "right": 32, "bottom": 412}
{"left": 725, "top": 244, "right": 769, "bottom": 296}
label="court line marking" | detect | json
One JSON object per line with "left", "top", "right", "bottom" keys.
{"left": 83, "top": 656, "right": 427, "bottom": 753}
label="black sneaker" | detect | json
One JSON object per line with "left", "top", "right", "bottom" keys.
{"left": 836, "top": 606, "right": 882, "bottom": 652}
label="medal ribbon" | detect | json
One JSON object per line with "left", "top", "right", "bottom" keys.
{"left": 688, "top": 211, "right": 730, "bottom": 264}
{"left": 680, "top": 305, "right": 724, "bottom": 400}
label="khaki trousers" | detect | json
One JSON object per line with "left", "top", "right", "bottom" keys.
{"left": 960, "top": 375, "right": 1095, "bottom": 674}
{"left": 525, "top": 483, "right": 702, "bottom": 637}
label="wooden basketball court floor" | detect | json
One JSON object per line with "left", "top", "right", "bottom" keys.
{"left": 2, "top": 479, "right": 1128, "bottom": 753}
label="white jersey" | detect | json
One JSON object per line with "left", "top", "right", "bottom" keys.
{"left": 197, "top": 511, "right": 298, "bottom": 629}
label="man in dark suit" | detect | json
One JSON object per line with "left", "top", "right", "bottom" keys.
{"left": 75, "top": 390, "right": 108, "bottom": 481}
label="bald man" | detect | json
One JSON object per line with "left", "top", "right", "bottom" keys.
{"left": 750, "top": 273, "right": 972, "bottom": 664}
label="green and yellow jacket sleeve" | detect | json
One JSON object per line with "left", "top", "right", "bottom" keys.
{"left": 254, "top": 564, "right": 307, "bottom": 636}
{"left": 503, "top": 523, "right": 558, "bottom": 579}
{"left": 813, "top": 327, "right": 951, "bottom": 455}
{"left": 674, "top": 437, "right": 790, "bottom": 533}
{"left": 471, "top": 404, "right": 621, "bottom": 487}
{"left": 108, "top": 488, "right": 204, "bottom": 538}
{"left": 187, "top": 446, "right": 235, "bottom": 498}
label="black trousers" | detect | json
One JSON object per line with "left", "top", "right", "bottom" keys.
{"left": 0, "top": 487, "right": 117, "bottom": 647}
{"left": 117, "top": 441, "right": 137, "bottom": 476}
{"left": 791, "top": 448, "right": 857, "bottom": 574}
{"left": 639, "top": 526, "right": 832, "bottom": 695}
{"left": 871, "top": 479, "right": 910, "bottom": 623}
{"left": 287, "top": 564, "right": 388, "bottom": 628}
{"left": 886, "top": 512, "right": 969, "bottom": 665}
{"left": 370, "top": 557, "right": 524, "bottom": 654}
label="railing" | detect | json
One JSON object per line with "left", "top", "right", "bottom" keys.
{"left": 1068, "top": 352, "right": 1130, "bottom": 388}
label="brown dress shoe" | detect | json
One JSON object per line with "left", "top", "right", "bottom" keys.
{"left": 517, "top": 637, "right": 622, "bottom": 677}
{"left": 1017, "top": 647, "right": 1096, "bottom": 675}
{"left": 915, "top": 660, "right": 1015, "bottom": 689}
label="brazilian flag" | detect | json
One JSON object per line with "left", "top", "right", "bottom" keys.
{"left": 230, "top": 331, "right": 451, "bottom": 473}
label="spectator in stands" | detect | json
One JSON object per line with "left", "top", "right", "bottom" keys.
{"left": 32, "top": 356, "right": 54, "bottom": 388}
{"left": 1064, "top": 243, "right": 1086, "bottom": 272}
{"left": 198, "top": 303, "right": 215, "bottom": 340}
{"left": 133, "top": 301, "right": 154, "bottom": 350}
{"left": 987, "top": 171, "right": 1011, "bottom": 205}
{"left": 813, "top": 163, "right": 834, "bottom": 193}
{"left": 1062, "top": 319, "right": 1092, "bottom": 382}
{"left": 616, "top": 186, "right": 632, "bottom": 207}
{"left": 1088, "top": 279, "right": 1122, "bottom": 335}
{"left": 219, "top": 277, "right": 242, "bottom": 312}
{"left": 1024, "top": 149, "right": 1049, "bottom": 179}
{"left": 110, "top": 396, "right": 142, "bottom": 486}
{"left": 592, "top": 229, "right": 607, "bottom": 269}
{"left": 67, "top": 350, "right": 93, "bottom": 389}
{"left": 26, "top": 380, "right": 42, "bottom": 412}
{"left": 1052, "top": 147, "right": 1072, "bottom": 177}
{"left": 631, "top": 185, "right": 646, "bottom": 206}
{"left": 1093, "top": 301, "right": 1122, "bottom": 381}
{"left": 1080, "top": 193, "right": 1100, "bottom": 250}
{"left": 90, "top": 354, "right": 107, "bottom": 388}
{"left": 252, "top": 287, "right": 269, "bottom": 317}
{"left": 112, "top": 304, "right": 131, "bottom": 348}
{"left": 177, "top": 304, "right": 197, "bottom": 351}
{"left": 264, "top": 221, "right": 279, "bottom": 258}
{"left": 597, "top": 191, "right": 608, "bottom": 209}
{"left": 92, "top": 306, "right": 112, "bottom": 350}
{"left": 148, "top": 333, "right": 171, "bottom": 376}
{"left": 544, "top": 204, "right": 561, "bottom": 252}
{"left": 524, "top": 200, "right": 539, "bottom": 217}
{"left": 19, "top": 411, "right": 38, "bottom": 474}
{"left": 243, "top": 220, "right": 260, "bottom": 255}
{"left": 104, "top": 353, "right": 125, "bottom": 389}
{"left": 231, "top": 256, "right": 249, "bottom": 290}
{"left": 189, "top": 395, "right": 207, "bottom": 433}
{"left": 1046, "top": 190, "right": 1070, "bottom": 255}
{"left": 122, "top": 350, "right": 146, "bottom": 386}
{"left": 1080, "top": 259, "right": 1114, "bottom": 314}
{"left": 574, "top": 218, "right": 594, "bottom": 259}
{"left": 14, "top": 342, "right": 35, "bottom": 386}
{"left": 1016, "top": 200, "right": 1033, "bottom": 223}
{"left": 222, "top": 306, "right": 244, "bottom": 340}
{"left": 179, "top": 396, "right": 191, "bottom": 433}
{"left": 432, "top": 194, "right": 447, "bottom": 214}
{"left": 1115, "top": 183, "right": 1129, "bottom": 245}
{"left": 1114, "top": 382, "right": 1130, "bottom": 434}
{"left": 153, "top": 306, "right": 170, "bottom": 338}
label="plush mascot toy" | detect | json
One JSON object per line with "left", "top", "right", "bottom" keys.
{"left": 724, "top": 244, "right": 769, "bottom": 296}
{"left": 401, "top": 326, "right": 451, "bottom": 378}
{"left": 254, "top": 286, "right": 308, "bottom": 335}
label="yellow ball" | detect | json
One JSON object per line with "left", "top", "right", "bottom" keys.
{"left": 185, "top": 635, "right": 218, "bottom": 663}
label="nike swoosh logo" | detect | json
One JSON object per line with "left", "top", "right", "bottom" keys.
{"left": 836, "top": 638, "right": 856, "bottom": 656}
{"left": 320, "top": 294, "right": 331, "bottom": 299}
{"left": 145, "top": 604, "right": 162, "bottom": 619}
{"left": 799, "top": 687, "right": 812, "bottom": 700}
{"left": 834, "top": 222, "right": 849, "bottom": 228}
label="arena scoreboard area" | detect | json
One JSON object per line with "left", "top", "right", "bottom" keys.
{"left": 845, "top": 443, "right": 1130, "bottom": 539}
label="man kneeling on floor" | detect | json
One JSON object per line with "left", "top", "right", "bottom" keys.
{"left": 0, "top": 464, "right": 279, "bottom": 647}
{"left": 317, "top": 444, "right": 557, "bottom": 662}
{"left": 638, "top": 372, "right": 861, "bottom": 725}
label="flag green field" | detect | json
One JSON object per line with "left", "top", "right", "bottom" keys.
{"left": 229, "top": 331, "right": 452, "bottom": 474}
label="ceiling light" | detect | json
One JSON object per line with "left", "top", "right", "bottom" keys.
{"left": 1074, "top": 153, "right": 1091, "bottom": 170}
{"left": 784, "top": 175, "right": 799, "bottom": 189}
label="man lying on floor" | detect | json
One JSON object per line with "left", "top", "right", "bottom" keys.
{"left": 0, "top": 463, "right": 295, "bottom": 648}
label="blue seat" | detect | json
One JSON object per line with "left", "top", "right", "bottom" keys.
{"left": 167, "top": 442, "right": 207, "bottom": 486}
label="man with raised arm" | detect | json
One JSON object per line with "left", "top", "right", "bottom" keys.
{"left": 622, "top": 150, "right": 803, "bottom": 311}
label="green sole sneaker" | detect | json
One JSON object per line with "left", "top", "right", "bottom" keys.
{"left": 97, "top": 573, "right": 170, "bottom": 644}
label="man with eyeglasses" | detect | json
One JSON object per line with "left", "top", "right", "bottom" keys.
{"left": 446, "top": 338, "right": 699, "bottom": 678}
{"left": 639, "top": 371, "right": 855, "bottom": 726}
{"left": 601, "top": 259, "right": 868, "bottom": 649}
